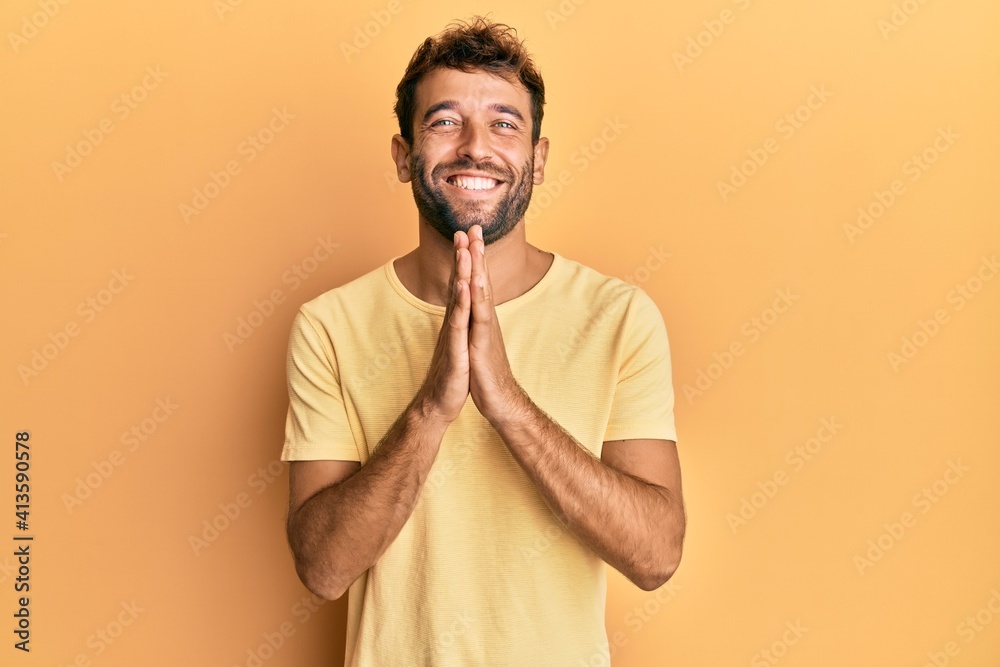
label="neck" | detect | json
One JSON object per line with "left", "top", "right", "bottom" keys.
{"left": 395, "top": 216, "right": 552, "bottom": 308}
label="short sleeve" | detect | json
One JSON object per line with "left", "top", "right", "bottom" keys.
{"left": 281, "top": 308, "right": 361, "bottom": 462}
{"left": 602, "top": 288, "right": 677, "bottom": 443}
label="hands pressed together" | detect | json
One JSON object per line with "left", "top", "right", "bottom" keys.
{"left": 418, "top": 224, "right": 524, "bottom": 428}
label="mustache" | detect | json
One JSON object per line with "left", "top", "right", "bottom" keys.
{"left": 432, "top": 160, "right": 511, "bottom": 182}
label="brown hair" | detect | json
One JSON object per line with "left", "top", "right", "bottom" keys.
{"left": 393, "top": 15, "right": 545, "bottom": 146}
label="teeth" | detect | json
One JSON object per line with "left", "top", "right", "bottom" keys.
{"left": 449, "top": 176, "right": 499, "bottom": 190}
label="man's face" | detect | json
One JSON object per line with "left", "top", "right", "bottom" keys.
{"left": 399, "top": 67, "right": 547, "bottom": 246}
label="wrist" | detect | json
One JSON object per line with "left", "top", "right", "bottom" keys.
{"left": 409, "top": 393, "right": 454, "bottom": 433}
{"left": 486, "top": 381, "right": 530, "bottom": 433}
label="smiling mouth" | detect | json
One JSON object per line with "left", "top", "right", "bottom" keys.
{"left": 445, "top": 175, "right": 504, "bottom": 191}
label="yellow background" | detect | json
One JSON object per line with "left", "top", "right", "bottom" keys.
{"left": 2, "top": 0, "right": 998, "bottom": 665}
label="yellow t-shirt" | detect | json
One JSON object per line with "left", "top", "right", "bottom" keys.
{"left": 281, "top": 250, "right": 677, "bottom": 666}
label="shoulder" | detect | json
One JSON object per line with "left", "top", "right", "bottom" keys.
{"left": 297, "top": 258, "right": 393, "bottom": 325}
{"left": 550, "top": 252, "right": 638, "bottom": 302}
{"left": 549, "top": 252, "right": 654, "bottom": 323}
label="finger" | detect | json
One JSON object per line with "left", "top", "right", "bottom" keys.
{"left": 449, "top": 231, "right": 470, "bottom": 278}
{"left": 478, "top": 228, "right": 492, "bottom": 296}
{"left": 450, "top": 277, "right": 470, "bottom": 331}
{"left": 447, "top": 230, "right": 471, "bottom": 301}
{"left": 470, "top": 240, "right": 493, "bottom": 329}
{"left": 451, "top": 247, "right": 472, "bottom": 331}
{"left": 457, "top": 245, "right": 472, "bottom": 291}
{"left": 446, "top": 232, "right": 461, "bottom": 311}
{"left": 468, "top": 228, "right": 481, "bottom": 300}
{"left": 449, "top": 276, "right": 470, "bottom": 364}
{"left": 480, "top": 232, "right": 492, "bottom": 291}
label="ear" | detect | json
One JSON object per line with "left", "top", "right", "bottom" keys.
{"left": 532, "top": 136, "right": 550, "bottom": 185}
{"left": 391, "top": 134, "right": 413, "bottom": 183}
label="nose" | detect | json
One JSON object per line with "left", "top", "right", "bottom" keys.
{"left": 456, "top": 121, "right": 493, "bottom": 163}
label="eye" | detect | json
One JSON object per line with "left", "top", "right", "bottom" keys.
{"left": 496, "top": 121, "right": 515, "bottom": 129}
{"left": 432, "top": 119, "right": 457, "bottom": 127}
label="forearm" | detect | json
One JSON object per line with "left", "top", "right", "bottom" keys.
{"left": 492, "top": 387, "right": 684, "bottom": 591}
{"left": 288, "top": 395, "right": 448, "bottom": 599}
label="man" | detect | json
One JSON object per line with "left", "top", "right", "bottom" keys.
{"left": 281, "top": 15, "right": 685, "bottom": 666}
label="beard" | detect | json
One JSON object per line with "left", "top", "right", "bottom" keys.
{"left": 409, "top": 150, "right": 533, "bottom": 246}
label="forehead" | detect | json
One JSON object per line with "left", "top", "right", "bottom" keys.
{"left": 415, "top": 67, "right": 529, "bottom": 116}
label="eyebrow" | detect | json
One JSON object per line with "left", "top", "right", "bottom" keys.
{"left": 421, "top": 100, "right": 525, "bottom": 125}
